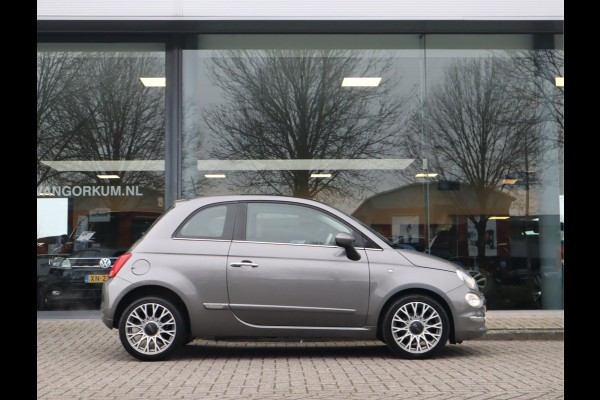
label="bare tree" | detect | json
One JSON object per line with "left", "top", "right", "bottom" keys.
{"left": 37, "top": 52, "right": 92, "bottom": 186}
{"left": 405, "top": 56, "right": 541, "bottom": 267}
{"left": 37, "top": 52, "right": 166, "bottom": 208}
{"left": 504, "top": 49, "right": 564, "bottom": 148}
{"left": 68, "top": 55, "right": 165, "bottom": 189}
{"left": 201, "top": 49, "right": 411, "bottom": 201}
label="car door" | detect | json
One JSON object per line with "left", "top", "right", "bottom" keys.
{"left": 226, "top": 201, "right": 370, "bottom": 328}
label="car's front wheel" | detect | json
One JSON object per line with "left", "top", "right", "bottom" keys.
{"left": 382, "top": 294, "right": 449, "bottom": 359}
{"left": 118, "top": 296, "right": 185, "bottom": 361}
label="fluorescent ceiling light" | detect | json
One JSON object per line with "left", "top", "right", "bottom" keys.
{"left": 97, "top": 174, "right": 120, "bottom": 179}
{"left": 415, "top": 173, "right": 438, "bottom": 178}
{"left": 490, "top": 216, "right": 510, "bottom": 220}
{"left": 41, "top": 160, "right": 165, "bottom": 171}
{"left": 197, "top": 159, "right": 414, "bottom": 171}
{"left": 140, "top": 77, "right": 166, "bottom": 87}
{"left": 42, "top": 158, "right": 415, "bottom": 173}
{"left": 204, "top": 174, "right": 226, "bottom": 179}
{"left": 310, "top": 173, "right": 332, "bottom": 178}
{"left": 341, "top": 77, "right": 382, "bottom": 87}
{"left": 555, "top": 77, "right": 564, "bottom": 87}
{"left": 502, "top": 178, "right": 518, "bottom": 184}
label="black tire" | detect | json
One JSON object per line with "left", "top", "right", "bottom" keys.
{"left": 37, "top": 289, "right": 48, "bottom": 311}
{"left": 118, "top": 296, "right": 185, "bottom": 361}
{"left": 382, "top": 294, "right": 450, "bottom": 359}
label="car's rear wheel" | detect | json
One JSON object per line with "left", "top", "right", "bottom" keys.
{"left": 118, "top": 296, "right": 185, "bottom": 361}
{"left": 382, "top": 294, "right": 449, "bottom": 359}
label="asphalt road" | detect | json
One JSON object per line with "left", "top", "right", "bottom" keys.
{"left": 37, "top": 319, "right": 564, "bottom": 399}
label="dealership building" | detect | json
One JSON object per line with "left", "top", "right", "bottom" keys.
{"left": 37, "top": 1, "right": 564, "bottom": 312}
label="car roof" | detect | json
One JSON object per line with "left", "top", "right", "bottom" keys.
{"left": 142, "top": 195, "right": 350, "bottom": 238}
{"left": 131, "top": 195, "right": 391, "bottom": 252}
{"left": 171, "top": 195, "right": 337, "bottom": 215}
{"left": 176, "top": 194, "right": 323, "bottom": 205}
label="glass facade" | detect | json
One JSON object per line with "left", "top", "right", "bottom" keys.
{"left": 37, "top": 33, "right": 563, "bottom": 311}
{"left": 37, "top": 44, "right": 166, "bottom": 310}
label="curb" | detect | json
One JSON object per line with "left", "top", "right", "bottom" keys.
{"left": 477, "top": 329, "right": 564, "bottom": 341}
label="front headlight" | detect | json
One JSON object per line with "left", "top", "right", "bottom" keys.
{"left": 456, "top": 269, "right": 477, "bottom": 290}
{"left": 59, "top": 259, "right": 72, "bottom": 270}
{"left": 465, "top": 292, "right": 483, "bottom": 308}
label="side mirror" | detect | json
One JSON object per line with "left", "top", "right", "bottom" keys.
{"left": 335, "top": 232, "right": 361, "bottom": 261}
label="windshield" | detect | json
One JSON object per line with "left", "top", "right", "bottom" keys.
{"left": 333, "top": 206, "right": 397, "bottom": 248}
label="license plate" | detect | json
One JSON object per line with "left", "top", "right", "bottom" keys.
{"left": 85, "top": 275, "right": 109, "bottom": 283}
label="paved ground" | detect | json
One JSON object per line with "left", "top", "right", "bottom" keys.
{"left": 479, "top": 310, "right": 564, "bottom": 340}
{"left": 37, "top": 311, "right": 564, "bottom": 399}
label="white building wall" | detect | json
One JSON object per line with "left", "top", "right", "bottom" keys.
{"left": 37, "top": 0, "right": 564, "bottom": 20}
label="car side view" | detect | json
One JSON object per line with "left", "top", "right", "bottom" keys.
{"left": 101, "top": 195, "right": 487, "bottom": 361}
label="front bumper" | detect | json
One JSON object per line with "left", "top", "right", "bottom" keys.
{"left": 39, "top": 280, "right": 103, "bottom": 307}
{"left": 446, "top": 285, "right": 488, "bottom": 342}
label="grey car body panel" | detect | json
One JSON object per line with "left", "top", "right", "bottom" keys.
{"left": 395, "top": 249, "right": 460, "bottom": 272}
{"left": 101, "top": 195, "right": 486, "bottom": 342}
{"left": 227, "top": 240, "right": 369, "bottom": 327}
{"left": 362, "top": 248, "right": 464, "bottom": 327}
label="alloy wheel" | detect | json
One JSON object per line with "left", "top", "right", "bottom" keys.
{"left": 390, "top": 301, "right": 443, "bottom": 354}
{"left": 124, "top": 302, "right": 177, "bottom": 355}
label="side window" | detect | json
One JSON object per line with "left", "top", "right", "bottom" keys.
{"left": 175, "top": 204, "right": 230, "bottom": 239}
{"left": 246, "top": 203, "right": 353, "bottom": 246}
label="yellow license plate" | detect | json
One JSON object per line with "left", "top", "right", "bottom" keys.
{"left": 85, "top": 275, "right": 109, "bottom": 283}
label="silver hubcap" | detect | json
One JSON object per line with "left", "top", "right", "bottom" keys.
{"left": 125, "top": 303, "right": 177, "bottom": 355}
{"left": 391, "top": 301, "right": 443, "bottom": 354}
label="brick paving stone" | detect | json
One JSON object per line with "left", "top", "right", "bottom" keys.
{"left": 485, "top": 311, "right": 564, "bottom": 330}
{"left": 37, "top": 319, "right": 564, "bottom": 399}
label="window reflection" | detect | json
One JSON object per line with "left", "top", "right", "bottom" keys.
{"left": 182, "top": 34, "right": 563, "bottom": 310}
{"left": 183, "top": 47, "right": 418, "bottom": 206}
{"left": 37, "top": 44, "right": 166, "bottom": 310}
{"left": 418, "top": 38, "right": 563, "bottom": 309}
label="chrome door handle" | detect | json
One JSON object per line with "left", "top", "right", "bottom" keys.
{"left": 230, "top": 261, "right": 258, "bottom": 268}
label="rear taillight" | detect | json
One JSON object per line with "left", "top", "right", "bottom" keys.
{"left": 109, "top": 253, "right": 132, "bottom": 278}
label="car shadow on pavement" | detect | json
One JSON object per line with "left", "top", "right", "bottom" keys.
{"left": 162, "top": 340, "right": 479, "bottom": 361}
{"left": 169, "top": 341, "right": 392, "bottom": 360}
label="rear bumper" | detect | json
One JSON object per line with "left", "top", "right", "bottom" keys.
{"left": 101, "top": 314, "right": 113, "bottom": 329}
{"left": 100, "top": 276, "right": 131, "bottom": 329}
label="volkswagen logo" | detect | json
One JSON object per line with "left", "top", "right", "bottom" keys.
{"left": 99, "top": 258, "right": 113, "bottom": 269}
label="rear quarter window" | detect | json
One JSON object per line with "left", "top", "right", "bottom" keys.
{"left": 173, "top": 203, "right": 235, "bottom": 240}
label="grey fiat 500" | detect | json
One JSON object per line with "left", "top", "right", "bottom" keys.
{"left": 101, "top": 195, "right": 487, "bottom": 361}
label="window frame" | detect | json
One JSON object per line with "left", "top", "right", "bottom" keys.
{"left": 172, "top": 201, "right": 238, "bottom": 240}
{"left": 233, "top": 201, "right": 372, "bottom": 248}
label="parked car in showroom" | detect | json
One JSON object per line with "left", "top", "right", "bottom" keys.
{"left": 101, "top": 195, "right": 487, "bottom": 361}
{"left": 38, "top": 247, "right": 126, "bottom": 310}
